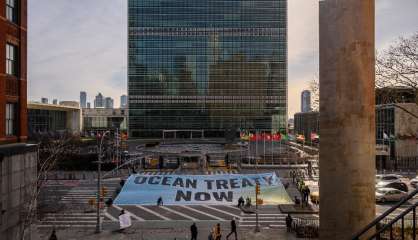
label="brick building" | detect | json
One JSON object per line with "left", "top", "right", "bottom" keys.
{"left": 0, "top": 1, "right": 38, "bottom": 239}
{"left": 0, "top": 0, "right": 27, "bottom": 144}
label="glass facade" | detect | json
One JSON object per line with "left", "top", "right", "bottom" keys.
{"left": 128, "top": 0, "right": 288, "bottom": 138}
{"left": 28, "top": 109, "right": 67, "bottom": 134}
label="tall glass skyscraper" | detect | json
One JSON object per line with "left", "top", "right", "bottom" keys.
{"left": 128, "top": 0, "right": 287, "bottom": 138}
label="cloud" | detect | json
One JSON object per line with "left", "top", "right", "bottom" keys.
{"left": 28, "top": 0, "right": 127, "bottom": 106}
{"left": 28, "top": 0, "right": 418, "bottom": 117}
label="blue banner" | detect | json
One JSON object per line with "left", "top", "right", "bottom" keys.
{"left": 114, "top": 172, "right": 292, "bottom": 205}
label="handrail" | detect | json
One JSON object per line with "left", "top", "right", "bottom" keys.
{"left": 352, "top": 188, "right": 418, "bottom": 239}
{"left": 370, "top": 201, "right": 418, "bottom": 239}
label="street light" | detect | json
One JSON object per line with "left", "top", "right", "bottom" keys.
{"left": 95, "top": 130, "right": 110, "bottom": 234}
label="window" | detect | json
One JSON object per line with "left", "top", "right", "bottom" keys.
{"left": 6, "top": 103, "right": 15, "bottom": 136}
{"left": 6, "top": 43, "right": 17, "bottom": 76}
{"left": 6, "top": 0, "right": 18, "bottom": 23}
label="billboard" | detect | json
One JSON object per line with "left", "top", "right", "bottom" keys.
{"left": 114, "top": 172, "right": 292, "bottom": 205}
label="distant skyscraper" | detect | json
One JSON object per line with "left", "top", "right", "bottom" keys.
{"left": 120, "top": 95, "right": 127, "bottom": 108}
{"left": 94, "top": 93, "right": 104, "bottom": 108}
{"left": 80, "top": 91, "right": 87, "bottom": 108}
{"left": 128, "top": 0, "right": 288, "bottom": 138}
{"left": 52, "top": 99, "right": 58, "bottom": 105}
{"left": 41, "top": 98, "right": 48, "bottom": 104}
{"left": 87, "top": 102, "right": 91, "bottom": 108}
{"left": 105, "top": 97, "right": 114, "bottom": 109}
{"left": 301, "top": 90, "right": 311, "bottom": 113}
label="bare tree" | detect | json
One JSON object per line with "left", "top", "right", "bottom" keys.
{"left": 20, "top": 134, "right": 78, "bottom": 239}
{"left": 376, "top": 32, "right": 418, "bottom": 104}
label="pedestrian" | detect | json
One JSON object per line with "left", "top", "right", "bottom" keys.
{"left": 301, "top": 187, "right": 306, "bottom": 206}
{"left": 48, "top": 229, "right": 58, "bottom": 240}
{"left": 157, "top": 196, "right": 163, "bottom": 206}
{"left": 226, "top": 218, "right": 237, "bottom": 240}
{"left": 118, "top": 209, "right": 132, "bottom": 232}
{"left": 190, "top": 223, "right": 198, "bottom": 240}
{"left": 105, "top": 197, "right": 113, "bottom": 207}
{"left": 214, "top": 223, "right": 222, "bottom": 240}
{"left": 285, "top": 214, "right": 293, "bottom": 232}
{"left": 291, "top": 170, "right": 296, "bottom": 183}
{"left": 208, "top": 227, "right": 215, "bottom": 240}
{"left": 305, "top": 186, "right": 311, "bottom": 205}
{"left": 237, "top": 196, "right": 244, "bottom": 208}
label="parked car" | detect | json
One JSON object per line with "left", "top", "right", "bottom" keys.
{"left": 375, "top": 188, "right": 408, "bottom": 203}
{"left": 376, "top": 174, "right": 403, "bottom": 186}
{"left": 410, "top": 177, "right": 418, "bottom": 188}
{"left": 376, "top": 182, "right": 408, "bottom": 192}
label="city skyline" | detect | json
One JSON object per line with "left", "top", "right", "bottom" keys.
{"left": 27, "top": 0, "right": 418, "bottom": 117}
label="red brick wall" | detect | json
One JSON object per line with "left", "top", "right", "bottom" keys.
{"left": 0, "top": 0, "right": 27, "bottom": 144}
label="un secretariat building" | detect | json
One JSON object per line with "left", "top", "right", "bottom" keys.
{"left": 128, "top": 0, "right": 287, "bottom": 138}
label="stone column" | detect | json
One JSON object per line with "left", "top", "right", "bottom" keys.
{"left": 319, "top": 0, "right": 375, "bottom": 239}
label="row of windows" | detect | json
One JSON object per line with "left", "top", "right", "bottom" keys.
{"left": 130, "top": 15, "right": 285, "bottom": 21}
{"left": 129, "top": 22, "right": 286, "bottom": 28}
{"left": 4, "top": 0, "right": 18, "bottom": 138}
{"left": 129, "top": 0, "right": 286, "bottom": 8}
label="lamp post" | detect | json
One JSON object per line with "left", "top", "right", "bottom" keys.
{"left": 96, "top": 130, "right": 110, "bottom": 234}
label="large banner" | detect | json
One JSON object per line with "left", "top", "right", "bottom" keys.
{"left": 114, "top": 172, "right": 292, "bottom": 205}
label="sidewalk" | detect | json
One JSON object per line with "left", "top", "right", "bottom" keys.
{"left": 36, "top": 222, "right": 300, "bottom": 240}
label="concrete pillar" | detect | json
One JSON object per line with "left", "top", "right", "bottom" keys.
{"left": 319, "top": 0, "right": 375, "bottom": 239}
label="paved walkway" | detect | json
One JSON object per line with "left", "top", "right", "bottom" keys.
{"left": 36, "top": 222, "right": 301, "bottom": 240}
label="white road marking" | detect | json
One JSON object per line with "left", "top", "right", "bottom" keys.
{"left": 113, "top": 205, "right": 145, "bottom": 221}
{"left": 103, "top": 208, "right": 119, "bottom": 222}
{"left": 240, "top": 220, "right": 285, "bottom": 223}
{"left": 43, "top": 216, "right": 98, "bottom": 220}
{"left": 38, "top": 225, "right": 96, "bottom": 228}
{"left": 136, "top": 205, "right": 171, "bottom": 220}
{"left": 40, "top": 220, "right": 96, "bottom": 223}
{"left": 221, "top": 205, "right": 242, "bottom": 211}
{"left": 180, "top": 205, "right": 224, "bottom": 221}
{"left": 202, "top": 205, "right": 241, "bottom": 219}
{"left": 160, "top": 206, "right": 198, "bottom": 221}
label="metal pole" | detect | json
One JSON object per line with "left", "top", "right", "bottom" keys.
{"left": 255, "top": 182, "right": 260, "bottom": 232}
{"left": 96, "top": 131, "right": 109, "bottom": 234}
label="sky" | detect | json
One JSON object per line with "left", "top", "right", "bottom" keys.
{"left": 28, "top": 0, "right": 418, "bottom": 117}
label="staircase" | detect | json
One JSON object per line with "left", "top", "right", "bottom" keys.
{"left": 353, "top": 189, "right": 418, "bottom": 240}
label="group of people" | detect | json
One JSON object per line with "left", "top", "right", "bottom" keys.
{"left": 191, "top": 219, "right": 238, "bottom": 240}
{"left": 290, "top": 169, "right": 312, "bottom": 207}
{"left": 236, "top": 196, "right": 252, "bottom": 208}
{"left": 301, "top": 185, "right": 311, "bottom": 207}
{"left": 290, "top": 169, "right": 306, "bottom": 184}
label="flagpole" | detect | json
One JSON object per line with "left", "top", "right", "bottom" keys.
{"left": 255, "top": 129, "right": 258, "bottom": 167}
{"left": 263, "top": 132, "right": 266, "bottom": 164}
{"left": 271, "top": 132, "right": 274, "bottom": 165}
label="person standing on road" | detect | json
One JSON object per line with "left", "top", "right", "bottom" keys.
{"left": 157, "top": 196, "right": 163, "bottom": 206}
{"left": 226, "top": 218, "right": 237, "bottom": 240}
{"left": 214, "top": 223, "right": 222, "bottom": 240}
{"left": 286, "top": 214, "right": 293, "bottom": 232}
{"left": 48, "top": 229, "right": 58, "bottom": 240}
{"left": 305, "top": 186, "right": 311, "bottom": 205}
{"left": 190, "top": 223, "right": 198, "bottom": 240}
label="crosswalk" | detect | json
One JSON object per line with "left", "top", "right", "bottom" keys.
{"left": 39, "top": 204, "right": 286, "bottom": 229}
{"left": 58, "top": 182, "right": 119, "bottom": 206}
{"left": 38, "top": 170, "right": 282, "bottom": 230}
